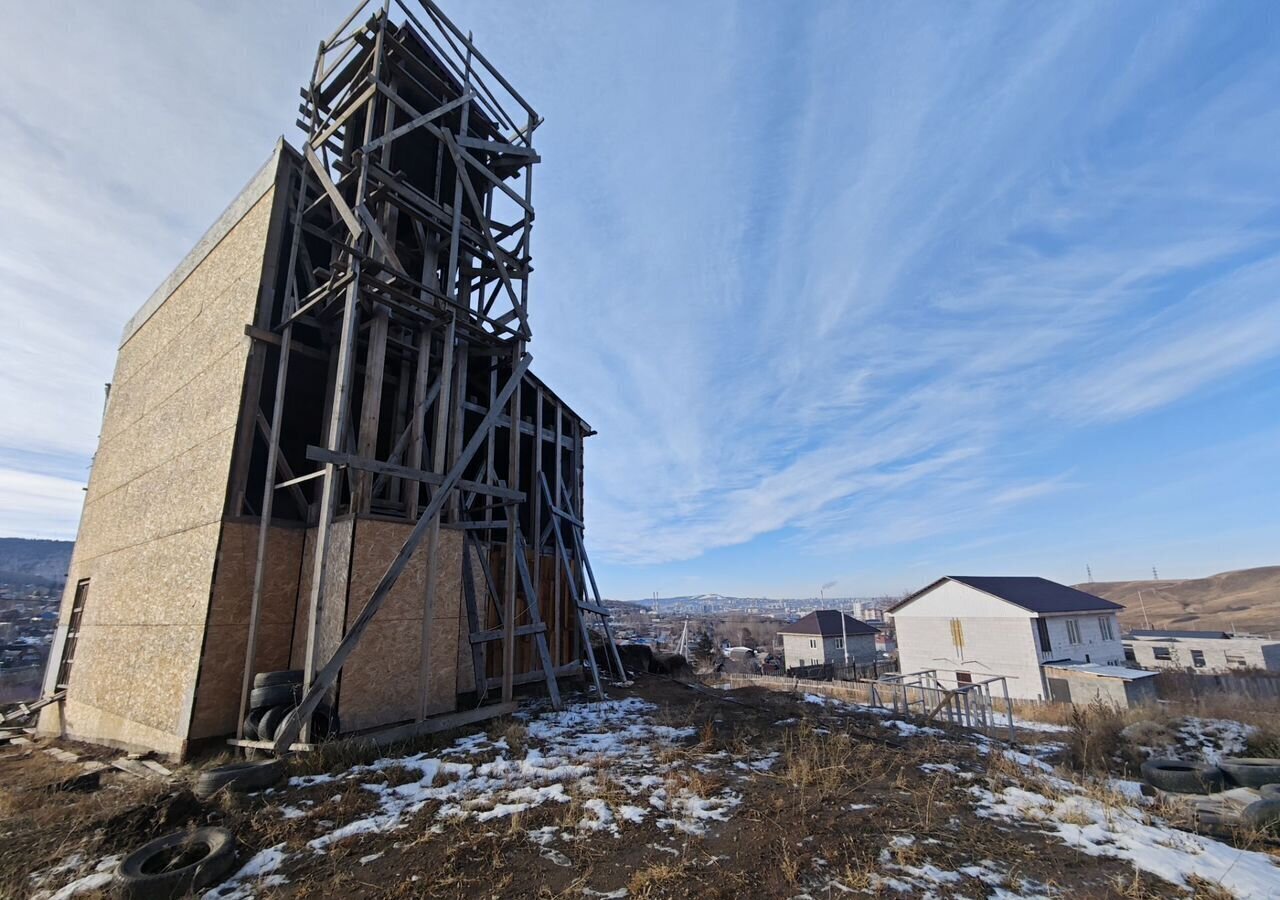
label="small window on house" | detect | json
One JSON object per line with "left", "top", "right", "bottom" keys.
{"left": 1153, "top": 647, "right": 1173, "bottom": 661}
{"left": 1191, "top": 650, "right": 1206, "bottom": 668}
{"left": 1098, "top": 616, "right": 1114, "bottom": 641}
{"left": 809, "top": 639, "right": 817, "bottom": 649}
{"left": 834, "top": 638, "right": 844, "bottom": 649}
{"left": 956, "top": 671, "right": 973, "bottom": 685}
{"left": 1066, "top": 619, "right": 1082, "bottom": 644}
{"left": 56, "top": 579, "right": 90, "bottom": 690}
{"left": 1225, "top": 653, "right": 1248, "bottom": 669}
{"left": 1035, "top": 618, "right": 1052, "bottom": 653}
{"left": 1124, "top": 645, "right": 1137, "bottom": 663}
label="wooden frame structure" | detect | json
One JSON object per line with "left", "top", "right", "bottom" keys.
{"left": 216, "top": 0, "right": 612, "bottom": 753}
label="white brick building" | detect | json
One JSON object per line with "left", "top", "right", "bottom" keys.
{"left": 889, "top": 576, "right": 1128, "bottom": 702}
{"left": 779, "top": 611, "right": 878, "bottom": 669}
{"left": 1125, "top": 630, "right": 1280, "bottom": 673}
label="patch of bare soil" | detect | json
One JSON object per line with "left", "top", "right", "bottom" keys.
{"left": 1, "top": 679, "right": 1204, "bottom": 898}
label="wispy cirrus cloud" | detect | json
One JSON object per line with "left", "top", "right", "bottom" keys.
{"left": 2, "top": 1, "right": 1277, "bottom": 595}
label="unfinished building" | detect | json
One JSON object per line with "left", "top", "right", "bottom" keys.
{"left": 39, "top": 0, "right": 623, "bottom": 759}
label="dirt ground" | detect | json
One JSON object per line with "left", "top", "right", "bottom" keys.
{"left": 0, "top": 676, "right": 1234, "bottom": 898}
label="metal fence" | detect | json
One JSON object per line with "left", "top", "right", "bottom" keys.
{"left": 870, "top": 669, "right": 1016, "bottom": 744}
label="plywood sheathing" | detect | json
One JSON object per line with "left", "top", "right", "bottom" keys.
{"left": 338, "top": 519, "right": 463, "bottom": 731}
{"left": 39, "top": 180, "right": 278, "bottom": 751}
{"left": 189, "top": 521, "right": 305, "bottom": 739}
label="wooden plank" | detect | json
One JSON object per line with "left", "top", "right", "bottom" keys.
{"left": 305, "top": 446, "right": 523, "bottom": 500}
{"left": 485, "top": 664, "right": 579, "bottom": 692}
{"left": 111, "top": 758, "right": 159, "bottom": 779}
{"left": 514, "top": 532, "right": 562, "bottom": 710}
{"left": 141, "top": 759, "right": 173, "bottom": 777}
{"left": 471, "top": 622, "right": 546, "bottom": 644}
{"left": 540, "top": 473, "right": 603, "bottom": 699}
{"left": 362, "top": 90, "right": 473, "bottom": 154}
{"left": 460, "top": 534, "right": 489, "bottom": 701}
{"left": 354, "top": 308, "right": 389, "bottom": 513}
{"left": 501, "top": 346, "right": 522, "bottom": 703}
{"left": 346, "top": 701, "right": 518, "bottom": 748}
{"left": 304, "top": 143, "right": 363, "bottom": 239}
{"left": 275, "top": 353, "right": 532, "bottom": 754}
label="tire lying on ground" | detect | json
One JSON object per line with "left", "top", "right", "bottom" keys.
{"left": 1242, "top": 798, "right": 1280, "bottom": 832}
{"left": 113, "top": 826, "right": 237, "bottom": 899}
{"left": 249, "top": 682, "right": 300, "bottom": 710}
{"left": 1140, "top": 758, "right": 1226, "bottom": 794}
{"left": 193, "top": 759, "right": 285, "bottom": 800}
{"left": 1261, "top": 783, "right": 1280, "bottom": 801}
{"left": 1217, "top": 757, "right": 1280, "bottom": 790}
{"left": 253, "top": 669, "right": 303, "bottom": 689}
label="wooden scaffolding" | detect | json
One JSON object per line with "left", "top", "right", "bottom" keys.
{"left": 222, "top": 0, "right": 618, "bottom": 753}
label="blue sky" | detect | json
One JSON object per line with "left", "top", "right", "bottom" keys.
{"left": 2, "top": 1, "right": 1278, "bottom": 599}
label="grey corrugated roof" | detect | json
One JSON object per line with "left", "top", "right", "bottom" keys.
{"left": 778, "top": 610, "right": 879, "bottom": 638}
{"left": 891, "top": 576, "right": 1122, "bottom": 615}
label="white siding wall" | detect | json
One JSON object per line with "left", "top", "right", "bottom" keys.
{"left": 891, "top": 581, "right": 1125, "bottom": 701}
{"left": 781, "top": 632, "right": 876, "bottom": 667}
{"left": 895, "top": 613, "right": 1047, "bottom": 700}
{"left": 1041, "top": 613, "right": 1124, "bottom": 665}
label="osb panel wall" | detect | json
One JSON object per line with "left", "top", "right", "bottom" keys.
{"left": 288, "top": 518, "right": 354, "bottom": 689}
{"left": 337, "top": 519, "right": 463, "bottom": 731}
{"left": 483, "top": 548, "right": 576, "bottom": 680}
{"left": 42, "top": 185, "right": 278, "bottom": 750}
{"left": 188, "top": 521, "right": 305, "bottom": 739}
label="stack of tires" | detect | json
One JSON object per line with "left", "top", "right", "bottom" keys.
{"left": 1140, "top": 756, "right": 1280, "bottom": 834}
{"left": 241, "top": 670, "right": 339, "bottom": 746}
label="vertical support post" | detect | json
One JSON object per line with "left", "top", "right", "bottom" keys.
{"left": 531, "top": 385, "right": 544, "bottom": 656}
{"left": 501, "top": 346, "right": 522, "bottom": 701}
{"left": 416, "top": 317, "right": 455, "bottom": 720}
{"left": 354, "top": 308, "right": 389, "bottom": 513}
{"left": 407, "top": 331, "right": 431, "bottom": 519}
{"left": 237, "top": 325, "right": 293, "bottom": 738}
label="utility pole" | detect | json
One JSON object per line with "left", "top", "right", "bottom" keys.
{"left": 1086, "top": 564, "right": 1093, "bottom": 583}
{"left": 1152, "top": 566, "right": 1159, "bottom": 580}
{"left": 1137, "top": 590, "right": 1152, "bottom": 629}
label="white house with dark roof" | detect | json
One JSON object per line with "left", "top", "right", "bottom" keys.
{"left": 888, "top": 576, "right": 1141, "bottom": 702}
{"left": 779, "top": 610, "right": 878, "bottom": 668}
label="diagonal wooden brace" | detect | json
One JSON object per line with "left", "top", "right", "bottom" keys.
{"left": 273, "top": 351, "right": 533, "bottom": 754}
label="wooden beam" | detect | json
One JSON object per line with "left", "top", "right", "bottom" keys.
{"left": 353, "top": 308, "right": 389, "bottom": 513}
{"left": 305, "top": 445, "right": 523, "bottom": 501}
{"left": 304, "top": 143, "right": 363, "bottom": 239}
{"left": 275, "top": 352, "right": 532, "bottom": 754}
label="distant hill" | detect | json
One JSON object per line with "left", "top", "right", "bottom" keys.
{"left": 0, "top": 538, "right": 73, "bottom": 591}
{"left": 1079, "top": 566, "right": 1280, "bottom": 637}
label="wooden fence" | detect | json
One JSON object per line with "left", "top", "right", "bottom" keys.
{"left": 1154, "top": 670, "right": 1280, "bottom": 702}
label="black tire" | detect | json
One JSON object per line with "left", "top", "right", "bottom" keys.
{"left": 1217, "top": 757, "right": 1280, "bottom": 789}
{"left": 193, "top": 760, "right": 284, "bottom": 800}
{"left": 1261, "top": 784, "right": 1280, "bottom": 800}
{"left": 249, "top": 683, "right": 300, "bottom": 710}
{"left": 1242, "top": 799, "right": 1280, "bottom": 832}
{"left": 256, "top": 706, "right": 289, "bottom": 744}
{"left": 113, "top": 827, "right": 237, "bottom": 899}
{"left": 1140, "top": 758, "right": 1226, "bottom": 794}
{"left": 311, "top": 704, "right": 340, "bottom": 741}
{"left": 253, "top": 669, "right": 303, "bottom": 689}
{"left": 242, "top": 707, "right": 268, "bottom": 741}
